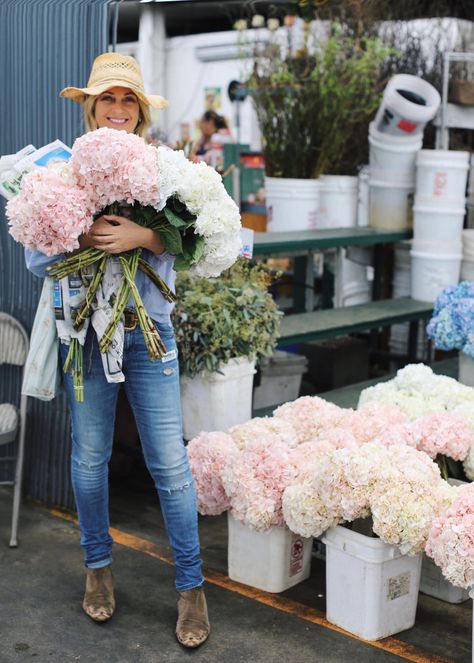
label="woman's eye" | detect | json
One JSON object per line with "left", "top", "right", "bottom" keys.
{"left": 124, "top": 96, "right": 137, "bottom": 104}
{"left": 100, "top": 95, "right": 114, "bottom": 102}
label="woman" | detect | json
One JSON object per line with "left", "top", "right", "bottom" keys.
{"left": 25, "top": 52, "right": 210, "bottom": 648}
{"left": 191, "top": 110, "right": 232, "bottom": 168}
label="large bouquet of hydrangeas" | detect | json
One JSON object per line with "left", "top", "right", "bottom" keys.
{"left": 7, "top": 128, "right": 241, "bottom": 399}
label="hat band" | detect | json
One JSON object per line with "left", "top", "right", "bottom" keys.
{"left": 87, "top": 75, "right": 145, "bottom": 94}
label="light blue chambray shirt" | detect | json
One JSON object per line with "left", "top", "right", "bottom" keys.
{"left": 25, "top": 248, "right": 176, "bottom": 325}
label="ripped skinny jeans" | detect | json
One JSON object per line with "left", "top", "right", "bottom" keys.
{"left": 60, "top": 321, "right": 204, "bottom": 592}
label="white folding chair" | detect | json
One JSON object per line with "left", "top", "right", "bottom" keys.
{"left": 0, "top": 312, "right": 29, "bottom": 547}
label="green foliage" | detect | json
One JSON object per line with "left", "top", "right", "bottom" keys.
{"left": 172, "top": 258, "right": 283, "bottom": 377}
{"left": 248, "top": 26, "right": 391, "bottom": 177}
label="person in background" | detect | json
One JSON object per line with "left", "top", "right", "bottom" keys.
{"left": 191, "top": 110, "right": 233, "bottom": 170}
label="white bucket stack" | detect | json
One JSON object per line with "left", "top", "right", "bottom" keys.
{"left": 410, "top": 149, "right": 470, "bottom": 302}
{"left": 467, "top": 154, "right": 474, "bottom": 229}
{"left": 369, "top": 75, "right": 440, "bottom": 232}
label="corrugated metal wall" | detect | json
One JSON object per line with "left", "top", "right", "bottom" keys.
{"left": 0, "top": 0, "right": 115, "bottom": 509}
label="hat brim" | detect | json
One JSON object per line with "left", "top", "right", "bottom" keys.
{"left": 60, "top": 83, "right": 168, "bottom": 110}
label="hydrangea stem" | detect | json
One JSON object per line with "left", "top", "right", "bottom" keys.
{"left": 138, "top": 258, "right": 177, "bottom": 303}
{"left": 119, "top": 255, "right": 167, "bottom": 360}
{"left": 63, "top": 338, "right": 84, "bottom": 403}
{"left": 99, "top": 250, "right": 140, "bottom": 354}
{"left": 73, "top": 254, "right": 110, "bottom": 331}
{"left": 47, "top": 248, "right": 105, "bottom": 279}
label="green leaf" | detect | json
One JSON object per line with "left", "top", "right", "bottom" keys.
{"left": 161, "top": 226, "right": 183, "bottom": 254}
{"left": 164, "top": 206, "right": 190, "bottom": 229}
{"left": 173, "top": 255, "right": 192, "bottom": 272}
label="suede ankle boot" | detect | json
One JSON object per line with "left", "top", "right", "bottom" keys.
{"left": 82, "top": 565, "right": 115, "bottom": 623}
{"left": 176, "top": 587, "right": 210, "bottom": 648}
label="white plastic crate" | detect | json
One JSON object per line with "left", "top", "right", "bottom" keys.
{"left": 227, "top": 513, "right": 312, "bottom": 593}
{"left": 420, "top": 554, "right": 469, "bottom": 603}
{"left": 323, "top": 523, "right": 422, "bottom": 641}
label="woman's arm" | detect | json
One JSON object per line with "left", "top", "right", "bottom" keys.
{"left": 25, "top": 248, "right": 66, "bottom": 278}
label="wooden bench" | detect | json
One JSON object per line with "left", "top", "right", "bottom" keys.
{"left": 277, "top": 296, "right": 433, "bottom": 361}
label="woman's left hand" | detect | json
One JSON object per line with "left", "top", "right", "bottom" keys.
{"left": 89, "top": 215, "right": 164, "bottom": 254}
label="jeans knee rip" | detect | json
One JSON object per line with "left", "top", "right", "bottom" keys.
{"left": 72, "top": 456, "right": 107, "bottom": 471}
{"left": 159, "top": 480, "right": 193, "bottom": 495}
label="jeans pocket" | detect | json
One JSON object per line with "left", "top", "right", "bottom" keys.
{"left": 154, "top": 321, "right": 175, "bottom": 340}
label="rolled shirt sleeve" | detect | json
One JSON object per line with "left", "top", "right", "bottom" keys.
{"left": 25, "top": 249, "right": 66, "bottom": 278}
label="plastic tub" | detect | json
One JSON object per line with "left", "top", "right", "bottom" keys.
{"left": 318, "top": 175, "right": 358, "bottom": 229}
{"left": 413, "top": 203, "right": 466, "bottom": 244}
{"left": 374, "top": 74, "right": 441, "bottom": 137}
{"left": 369, "top": 179, "right": 414, "bottom": 230}
{"left": 416, "top": 150, "right": 470, "bottom": 201}
{"left": 323, "top": 523, "right": 422, "bottom": 641}
{"left": 369, "top": 123, "right": 422, "bottom": 181}
{"left": 265, "top": 176, "right": 319, "bottom": 232}
{"left": 253, "top": 350, "right": 308, "bottom": 410}
{"left": 180, "top": 356, "right": 256, "bottom": 440}
{"left": 410, "top": 248, "right": 461, "bottom": 303}
{"left": 227, "top": 513, "right": 312, "bottom": 593}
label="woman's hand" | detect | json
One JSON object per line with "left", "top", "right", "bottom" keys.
{"left": 87, "top": 215, "right": 165, "bottom": 255}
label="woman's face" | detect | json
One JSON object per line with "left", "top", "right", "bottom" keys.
{"left": 94, "top": 86, "right": 140, "bottom": 133}
{"left": 199, "top": 117, "right": 217, "bottom": 139}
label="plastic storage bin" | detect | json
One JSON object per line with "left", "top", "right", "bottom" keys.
{"left": 253, "top": 350, "right": 308, "bottom": 410}
{"left": 227, "top": 513, "right": 312, "bottom": 593}
{"left": 410, "top": 246, "right": 461, "bottom": 303}
{"left": 318, "top": 175, "right": 358, "bottom": 229}
{"left": 265, "top": 176, "right": 319, "bottom": 232}
{"left": 415, "top": 149, "right": 470, "bottom": 201}
{"left": 323, "top": 523, "right": 422, "bottom": 641}
{"left": 180, "top": 357, "right": 256, "bottom": 440}
{"left": 420, "top": 553, "right": 469, "bottom": 603}
{"left": 413, "top": 203, "right": 466, "bottom": 244}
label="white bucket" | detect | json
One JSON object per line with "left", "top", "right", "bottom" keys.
{"left": 410, "top": 248, "right": 461, "bottom": 302}
{"left": 265, "top": 176, "right": 319, "bottom": 232}
{"left": 357, "top": 165, "right": 370, "bottom": 227}
{"left": 227, "top": 513, "right": 312, "bottom": 593}
{"left": 369, "top": 122, "right": 422, "bottom": 183}
{"left": 369, "top": 179, "right": 414, "bottom": 230}
{"left": 180, "top": 356, "right": 256, "bottom": 440}
{"left": 374, "top": 74, "right": 441, "bottom": 137}
{"left": 416, "top": 150, "right": 470, "bottom": 201}
{"left": 413, "top": 203, "right": 466, "bottom": 244}
{"left": 318, "top": 175, "right": 358, "bottom": 229}
{"left": 323, "top": 523, "right": 422, "bottom": 641}
{"left": 333, "top": 249, "right": 370, "bottom": 308}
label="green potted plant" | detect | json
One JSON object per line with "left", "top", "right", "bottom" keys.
{"left": 172, "top": 258, "right": 282, "bottom": 439}
{"left": 242, "top": 14, "right": 389, "bottom": 231}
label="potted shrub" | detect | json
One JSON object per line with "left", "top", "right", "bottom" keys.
{"left": 243, "top": 16, "right": 389, "bottom": 231}
{"left": 173, "top": 258, "right": 282, "bottom": 439}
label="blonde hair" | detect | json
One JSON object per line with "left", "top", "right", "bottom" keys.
{"left": 83, "top": 92, "right": 151, "bottom": 138}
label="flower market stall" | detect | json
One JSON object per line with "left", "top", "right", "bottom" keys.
{"left": 187, "top": 363, "right": 474, "bottom": 641}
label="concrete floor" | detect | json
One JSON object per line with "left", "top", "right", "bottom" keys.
{"left": 0, "top": 478, "right": 471, "bottom": 663}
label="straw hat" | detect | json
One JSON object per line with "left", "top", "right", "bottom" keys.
{"left": 60, "top": 52, "right": 168, "bottom": 110}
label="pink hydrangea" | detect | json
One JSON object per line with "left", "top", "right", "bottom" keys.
{"left": 348, "top": 402, "right": 409, "bottom": 444}
{"left": 426, "top": 483, "right": 474, "bottom": 588}
{"left": 187, "top": 431, "right": 238, "bottom": 515}
{"left": 221, "top": 439, "right": 297, "bottom": 531}
{"left": 408, "top": 413, "right": 473, "bottom": 460}
{"left": 274, "top": 396, "right": 347, "bottom": 443}
{"left": 228, "top": 417, "right": 297, "bottom": 450}
{"left": 6, "top": 165, "right": 94, "bottom": 255}
{"left": 70, "top": 127, "right": 160, "bottom": 210}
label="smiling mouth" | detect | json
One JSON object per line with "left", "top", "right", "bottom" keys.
{"left": 107, "top": 117, "right": 128, "bottom": 124}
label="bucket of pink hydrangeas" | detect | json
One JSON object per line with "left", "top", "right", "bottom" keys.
{"left": 187, "top": 392, "right": 474, "bottom": 640}
{"left": 359, "top": 362, "right": 474, "bottom": 605}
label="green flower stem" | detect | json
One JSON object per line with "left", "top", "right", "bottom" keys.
{"left": 138, "top": 258, "right": 177, "bottom": 303}
{"left": 47, "top": 248, "right": 105, "bottom": 279}
{"left": 63, "top": 338, "right": 84, "bottom": 403}
{"left": 73, "top": 254, "right": 110, "bottom": 331}
{"left": 99, "top": 250, "right": 140, "bottom": 354}
{"left": 119, "top": 256, "right": 167, "bottom": 360}
{"left": 437, "top": 454, "right": 449, "bottom": 481}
